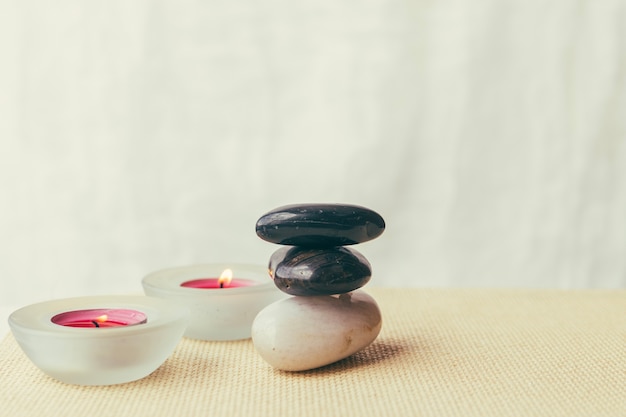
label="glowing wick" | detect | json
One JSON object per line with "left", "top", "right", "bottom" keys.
{"left": 218, "top": 269, "right": 233, "bottom": 288}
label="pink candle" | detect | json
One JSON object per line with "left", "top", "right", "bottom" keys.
{"left": 51, "top": 309, "right": 147, "bottom": 328}
{"left": 180, "top": 268, "right": 257, "bottom": 289}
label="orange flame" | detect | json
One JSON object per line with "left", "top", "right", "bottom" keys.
{"left": 95, "top": 314, "right": 108, "bottom": 323}
{"left": 218, "top": 269, "right": 233, "bottom": 288}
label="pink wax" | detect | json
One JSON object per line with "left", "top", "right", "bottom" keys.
{"left": 180, "top": 278, "right": 257, "bottom": 289}
{"left": 51, "top": 309, "right": 147, "bottom": 328}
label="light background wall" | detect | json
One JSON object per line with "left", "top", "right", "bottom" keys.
{"left": 1, "top": 0, "right": 626, "bottom": 327}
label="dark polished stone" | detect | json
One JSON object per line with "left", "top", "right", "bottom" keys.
{"left": 268, "top": 246, "right": 372, "bottom": 296}
{"left": 256, "top": 203, "right": 385, "bottom": 247}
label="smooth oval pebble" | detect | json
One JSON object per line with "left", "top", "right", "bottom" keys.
{"left": 251, "top": 290, "right": 382, "bottom": 371}
{"left": 255, "top": 203, "right": 385, "bottom": 247}
{"left": 269, "top": 246, "right": 372, "bottom": 296}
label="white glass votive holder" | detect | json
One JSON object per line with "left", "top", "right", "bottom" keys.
{"left": 142, "top": 263, "right": 287, "bottom": 341}
{"left": 8, "top": 295, "right": 189, "bottom": 386}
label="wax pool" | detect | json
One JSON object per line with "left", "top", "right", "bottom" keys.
{"left": 180, "top": 268, "right": 257, "bottom": 289}
{"left": 51, "top": 309, "right": 147, "bottom": 328}
{"left": 180, "top": 278, "right": 257, "bottom": 289}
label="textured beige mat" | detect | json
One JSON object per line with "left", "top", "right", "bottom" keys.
{"left": 1, "top": 288, "right": 625, "bottom": 417}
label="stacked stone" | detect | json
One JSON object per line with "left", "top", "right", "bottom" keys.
{"left": 251, "top": 203, "right": 385, "bottom": 371}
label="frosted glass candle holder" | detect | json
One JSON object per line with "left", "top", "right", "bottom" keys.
{"left": 8, "top": 295, "right": 189, "bottom": 386}
{"left": 142, "top": 263, "right": 287, "bottom": 341}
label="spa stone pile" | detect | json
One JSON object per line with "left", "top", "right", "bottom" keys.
{"left": 252, "top": 203, "right": 385, "bottom": 371}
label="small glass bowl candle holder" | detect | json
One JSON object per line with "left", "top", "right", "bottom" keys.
{"left": 8, "top": 295, "right": 189, "bottom": 386}
{"left": 142, "top": 263, "right": 286, "bottom": 341}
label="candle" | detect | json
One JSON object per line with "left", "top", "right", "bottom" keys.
{"left": 142, "top": 263, "right": 287, "bottom": 341}
{"left": 180, "top": 268, "right": 257, "bottom": 289}
{"left": 51, "top": 309, "right": 148, "bottom": 328}
{"left": 8, "top": 296, "right": 189, "bottom": 386}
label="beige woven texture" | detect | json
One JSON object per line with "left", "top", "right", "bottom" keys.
{"left": 1, "top": 288, "right": 625, "bottom": 417}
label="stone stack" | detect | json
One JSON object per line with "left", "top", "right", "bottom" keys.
{"left": 251, "top": 203, "right": 385, "bottom": 371}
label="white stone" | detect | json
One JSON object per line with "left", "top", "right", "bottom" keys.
{"left": 251, "top": 290, "right": 382, "bottom": 371}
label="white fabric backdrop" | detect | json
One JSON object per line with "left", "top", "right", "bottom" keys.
{"left": 1, "top": 0, "right": 626, "bottom": 320}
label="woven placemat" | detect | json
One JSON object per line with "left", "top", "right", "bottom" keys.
{"left": 1, "top": 288, "right": 625, "bottom": 417}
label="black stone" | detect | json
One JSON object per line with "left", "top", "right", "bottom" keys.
{"left": 268, "top": 246, "right": 372, "bottom": 296}
{"left": 256, "top": 203, "right": 385, "bottom": 247}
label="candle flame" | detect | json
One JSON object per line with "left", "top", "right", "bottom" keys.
{"left": 95, "top": 314, "right": 108, "bottom": 323}
{"left": 218, "top": 269, "right": 233, "bottom": 288}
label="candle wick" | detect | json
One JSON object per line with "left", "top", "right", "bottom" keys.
{"left": 92, "top": 321, "right": 100, "bottom": 328}
{"left": 220, "top": 282, "right": 224, "bottom": 288}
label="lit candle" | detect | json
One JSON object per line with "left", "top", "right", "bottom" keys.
{"left": 8, "top": 295, "right": 189, "bottom": 386}
{"left": 180, "top": 268, "right": 257, "bottom": 289}
{"left": 142, "top": 263, "right": 287, "bottom": 341}
{"left": 51, "top": 309, "right": 148, "bottom": 328}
